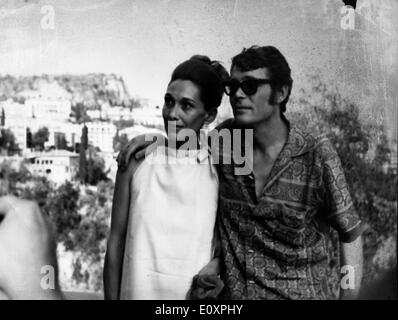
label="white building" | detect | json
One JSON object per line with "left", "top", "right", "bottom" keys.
{"left": 37, "top": 121, "right": 81, "bottom": 150}
{"left": 20, "top": 82, "right": 72, "bottom": 123}
{"left": 106, "top": 106, "right": 135, "bottom": 122}
{"left": 26, "top": 150, "right": 79, "bottom": 184}
{"left": 130, "top": 106, "right": 163, "bottom": 127}
{"left": 1, "top": 99, "right": 33, "bottom": 119}
{"left": 1, "top": 81, "right": 75, "bottom": 152}
{"left": 86, "top": 109, "right": 102, "bottom": 120}
{"left": 87, "top": 104, "right": 138, "bottom": 122}
{"left": 3, "top": 116, "right": 81, "bottom": 153}
{"left": 86, "top": 121, "right": 117, "bottom": 153}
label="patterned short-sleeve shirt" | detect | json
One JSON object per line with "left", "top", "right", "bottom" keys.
{"left": 214, "top": 119, "right": 363, "bottom": 300}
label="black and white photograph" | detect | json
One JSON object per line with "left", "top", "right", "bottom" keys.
{"left": 0, "top": 0, "right": 396, "bottom": 304}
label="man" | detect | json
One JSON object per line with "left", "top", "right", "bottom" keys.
{"left": 214, "top": 46, "right": 363, "bottom": 300}
{"left": 118, "top": 45, "right": 364, "bottom": 300}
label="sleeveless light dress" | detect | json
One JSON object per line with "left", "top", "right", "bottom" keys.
{"left": 120, "top": 146, "right": 218, "bottom": 300}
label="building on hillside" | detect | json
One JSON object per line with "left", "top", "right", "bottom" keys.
{"left": 19, "top": 82, "right": 72, "bottom": 122}
{"left": 86, "top": 104, "right": 135, "bottom": 122}
{"left": 130, "top": 106, "right": 163, "bottom": 127}
{"left": 1, "top": 81, "right": 75, "bottom": 152}
{"left": 86, "top": 121, "right": 117, "bottom": 153}
{"left": 26, "top": 150, "right": 79, "bottom": 184}
{"left": 3, "top": 116, "right": 81, "bottom": 153}
{"left": 1, "top": 99, "right": 34, "bottom": 119}
{"left": 86, "top": 109, "right": 102, "bottom": 120}
{"left": 106, "top": 106, "right": 135, "bottom": 121}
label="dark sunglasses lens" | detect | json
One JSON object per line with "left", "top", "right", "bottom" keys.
{"left": 241, "top": 80, "right": 258, "bottom": 95}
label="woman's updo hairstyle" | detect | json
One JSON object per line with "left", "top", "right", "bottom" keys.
{"left": 169, "top": 55, "right": 229, "bottom": 111}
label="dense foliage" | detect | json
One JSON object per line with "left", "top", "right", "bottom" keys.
{"left": 0, "top": 128, "right": 19, "bottom": 155}
{"left": 289, "top": 75, "right": 397, "bottom": 282}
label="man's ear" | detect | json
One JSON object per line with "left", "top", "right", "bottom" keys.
{"left": 276, "top": 85, "right": 289, "bottom": 104}
{"left": 204, "top": 109, "right": 218, "bottom": 125}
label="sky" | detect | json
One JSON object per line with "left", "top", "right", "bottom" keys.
{"left": 0, "top": 0, "right": 397, "bottom": 139}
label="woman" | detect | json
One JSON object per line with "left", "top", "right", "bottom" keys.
{"left": 104, "top": 55, "right": 228, "bottom": 300}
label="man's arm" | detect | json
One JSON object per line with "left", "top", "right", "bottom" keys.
{"left": 340, "top": 235, "right": 363, "bottom": 300}
{"left": 117, "top": 133, "right": 165, "bottom": 171}
{"left": 317, "top": 137, "right": 364, "bottom": 300}
{"left": 103, "top": 161, "right": 136, "bottom": 300}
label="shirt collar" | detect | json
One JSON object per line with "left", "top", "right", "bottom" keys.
{"left": 197, "top": 145, "right": 212, "bottom": 164}
{"left": 260, "top": 121, "right": 317, "bottom": 190}
{"left": 283, "top": 122, "right": 317, "bottom": 159}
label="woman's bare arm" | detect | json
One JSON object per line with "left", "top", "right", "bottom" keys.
{"left": 103, "top": 161, "right": 136, "bottom": 300}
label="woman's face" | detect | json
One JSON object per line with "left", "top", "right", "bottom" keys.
{"left": 163, "top": 79, "right": 211, "bottom": 141}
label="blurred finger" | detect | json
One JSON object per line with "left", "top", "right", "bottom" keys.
{"left": 124, "top": 142, "right": 144, "bottom": 167}
{"left": 134, "top": 148, "right": 146, "bottom": 160}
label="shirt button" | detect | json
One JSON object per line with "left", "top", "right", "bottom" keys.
{"left": 248, "top": 249, "right": 254, "bottom": 253}
{"left": 248, "top": 280, "right": 255, "bottom": 284}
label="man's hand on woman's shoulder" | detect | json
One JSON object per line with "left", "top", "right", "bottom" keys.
{"left": 117, "top": 133, "right": 166, "bottom": 171}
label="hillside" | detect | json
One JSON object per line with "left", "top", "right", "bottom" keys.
{"left": 0, "top": 73, "right": 133, "bottom": 108}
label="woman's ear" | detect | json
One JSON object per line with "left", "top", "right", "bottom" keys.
{"left": 204, "top": 109, "right": 217, "bottom": 125}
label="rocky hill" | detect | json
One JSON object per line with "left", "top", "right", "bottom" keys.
{"left": 0, "top": 73, "right": 132, "bottom": 108}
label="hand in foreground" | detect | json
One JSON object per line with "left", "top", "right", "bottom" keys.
{"left": 188, "top": 274, "right": 224, "bottom": 300}
{"left": 187, "top": 258, "right": 224, "bottom": 300}
{"left": 0, "top": 196, "right": 64, "bottom": 300}
{"left": 198, "top": 257, "right": 220, "bottom": 277}
{"left": 116, "top": 133, "right": 166, "bottom": 171}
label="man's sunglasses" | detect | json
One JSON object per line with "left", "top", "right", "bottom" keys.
{"left": 224, "top": 78, "right": 272, "bottom": 96}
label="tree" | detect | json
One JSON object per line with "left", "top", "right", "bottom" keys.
{"left": 0, "top": 160, "right": 32, "bottom": 196}
{"left": 71, "top": 103, "right": 89, "bottom": 123}
{"left": 48, "top": 181, "right": 81, "bottom": 249}
{"left": 71, "top": 179, "right": 113, "bottom": 291}
{"left": 1, "top": 108, "right": 5, "bottom": 126}
{"left": 128, "top": 97, "right": 142, "bottom": 111}
{"left": 14, "top": 174, "right": 54, "bottom": 212}
{"left": 32, "top": 127, "right": 49, "bottom": 151}
{"left": 289, "top": 74, "right": 397, "bottom": 283}
{"left": 113, "top": 130, "right": 129, "bottom": 152}
{"left": 0, "top": 128, "right": 19, "bottom": 155}
{"left": 26, "top": 128, "right": 33, "bottom": 149}
{"left": 79, "top": 125, "right": 88, "bottom": 183}
{"left": 86, "top": 146, "right": 109, "bottom": 185}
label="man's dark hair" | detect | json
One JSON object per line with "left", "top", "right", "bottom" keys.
{"left": 231, "top": 45, "right": 293, "bottom": 114}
